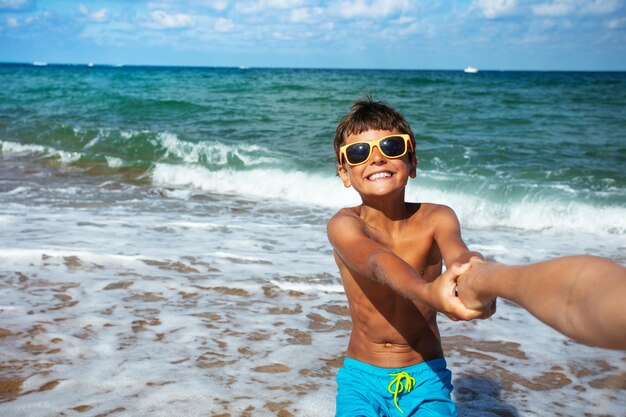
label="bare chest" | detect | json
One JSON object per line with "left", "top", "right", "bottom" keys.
{"left": 366, "top": 227, "right": 442, "bottom": 280}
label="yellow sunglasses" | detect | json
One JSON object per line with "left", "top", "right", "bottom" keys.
{"left": 339, "top": 134, "right": 413, "bottom": 166}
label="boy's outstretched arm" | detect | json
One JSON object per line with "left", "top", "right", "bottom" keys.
{"left": 327, "top": 210, "right": 484, "bottom": 321}
{"left": 430, "top": 205, "right": 495, "bottom": 319}
{"left": 432, "top": 205, "right": 484, "bottom": 266}
{"left": 457, "top": 256, "right": 626, "bottom": 350}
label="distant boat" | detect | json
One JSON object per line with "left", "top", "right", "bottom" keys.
{"left": 32, "top": 61, "right": 48, "bottom": 66}
{"left": 464, "top": 66, "right": 478, "bottom": 73}
{"left": 88, "top": 62, "right": 94, "bottom": 67}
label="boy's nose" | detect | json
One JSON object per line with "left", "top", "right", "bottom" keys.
{"left": 370, "top": 145, "right": 385, "bottom": 163}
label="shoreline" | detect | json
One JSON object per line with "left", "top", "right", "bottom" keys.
{"left": 1, "top": 260, "right": 625, "bottom": 416}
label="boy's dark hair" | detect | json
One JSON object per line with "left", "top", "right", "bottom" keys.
{"left": 333, "top": 96, "right": 415, "bottom": 165}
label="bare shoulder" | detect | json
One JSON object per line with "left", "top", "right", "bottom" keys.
{"left": 413, "top": 203, "right": 458, "bottom": 223}
{"left": 328, "top": 206, "right": 361, "bottom": 225}
{"left": 327, "top": 206, "right": 364, "bottom": 239}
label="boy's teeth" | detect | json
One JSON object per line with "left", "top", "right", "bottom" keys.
{"left": 369, "top": 172, "right": 391, "bottom": 180}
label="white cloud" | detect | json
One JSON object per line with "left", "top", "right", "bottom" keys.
{"left": 399, "top": 21, "right": 420, "bottom": 35}
{"left": 3, "top": 10, "right": 45, "bottom": 28}
{"left": 78, "top": 5, "right": 111, "bottom": 22}
{"left": 0, "top": 0, "right": 32, "bottom": 10}
{"left": 332, "top": 0, "right": 413, "bottom": 19}
{"left": 267, "top": 0, "right": 306, "bottom": 8}
{"left": 215, "top": 17, "right": 234, "bottom": 32}
{"left": 290, "top": 8, "right": 310, "bottom": 22}
{"left": 532, "top": 1, "right": 574, "bottom": 17}
{"left": 579, "top": 0, "right": 622, "bottom": 15}
{"left": 473, "top": 0, "right": 519, "bottom": 19}
{"left": 199, "top": 0, "right": 229, "bottom": 12}
{"left": 393, "top": 16, "right": 415, "bottom": 25}
{"left": 607, "top": 16, "right": 626, "bottom": 28}
{"left": 290, "top": 7, "right": 323, "bottom": 23}
{"left": 272, "top": 31, "right": 292, "bottom": 40}
{"left": 90, "top": 9, "right": 110, "bottom": 22}
{"left": 148, "top": 10, "right": 193, "bottom": 29}
{"left": 532, "top": 0, "right": 622, "bottom": 17}
{"left": 236, "top": 0, "right": 305, "bottom": 14}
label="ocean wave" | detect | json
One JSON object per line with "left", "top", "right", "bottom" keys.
{"left": 152, "top": 163, "right": 626, "bottom": 236}
{"left": 0, "top": 139, "right": 91, "bottom": 165}
{"left": 407, "top": 184, "right": 626, "bottom": 235}
{"left": 151, "top": 163, "right": 358, "bottom": 208}
{"left": 0, "top": 140, "right": 50, "bottom": 156}
{"left": 156, "top": 132, "right": 278, "bottom": 167}
{"left": 3, "top": 138, "right": 623, "bottom": 236}
{"left": 1, "top": 128, "right": 283, "bottom": 171}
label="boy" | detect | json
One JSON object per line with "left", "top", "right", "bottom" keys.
{"left": 327, "top": 97, "right": 494, "bottom": 416}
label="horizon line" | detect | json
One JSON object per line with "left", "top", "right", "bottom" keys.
{"left": 2, "top": 61, "right": 625, "bottom": 73}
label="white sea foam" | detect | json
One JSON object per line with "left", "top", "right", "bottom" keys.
{"left": 0, "top": 140, "right": 49, "bottom": 156}
{"left": 4, "top": 186, "right": 31, "bottom": 195}
{"left": 269, "top": 279, "right": 344, "bottom": 294}
{"left": 406, "top": 182, "right": 626, "bottom": 236}
{"left": 105, "top": 156, "right": 125, "bottom": 168}
{"left": 151, "top": 163, "right": 359, "bottom": 208}
{"left": 151, "top": 162, "right": 626, "bottom": 237}
{"left": 0, "top": 248, "right": 145, "bottom": 269}
{"left": 157, "top": 132, "right": 278, "bottom": 166}
{"left": 0, "top": 139, "right": 83, "bottom": 163}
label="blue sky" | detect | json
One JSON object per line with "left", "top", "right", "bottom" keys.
{"left": 1, "top": 0, "right": 625, "bottom": 70}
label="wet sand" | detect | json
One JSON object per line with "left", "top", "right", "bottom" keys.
{"left": 1, "top": 260, "right": 625, "bottom": 416}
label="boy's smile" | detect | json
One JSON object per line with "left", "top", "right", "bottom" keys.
{"left": 368, "top": 171, "right": 393, "bottom": 181}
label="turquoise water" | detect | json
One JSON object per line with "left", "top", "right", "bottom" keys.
{"left": 1, "top": 65, "right": 624, "bottom": 220}
{"left": 1, "top": 64, "right": 625, "bottom": 416}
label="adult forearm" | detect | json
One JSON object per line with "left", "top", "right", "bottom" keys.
{"left": 468, "top": 256, "right": 626, "bottom": 350}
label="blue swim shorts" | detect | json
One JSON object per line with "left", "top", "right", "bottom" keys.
{"left": 335, "top": 357, "right": 457, "bottom": 417}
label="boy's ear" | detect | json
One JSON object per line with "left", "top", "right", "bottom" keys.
{"left": 337, "top": 164, "right": 352, "bottom": 188}
{"left": 409, "top": 153, "right": 417, "bottom": 179}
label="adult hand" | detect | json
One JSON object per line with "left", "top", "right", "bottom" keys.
{"left": 456, "top": 260, "right": 497, "bottom": 319}
{"left": 426, "top": 262, "right": 491, "bottom": 321}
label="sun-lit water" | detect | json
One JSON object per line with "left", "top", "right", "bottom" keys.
{"left": 1, "top": 64, "right": 624, "bottom": 416}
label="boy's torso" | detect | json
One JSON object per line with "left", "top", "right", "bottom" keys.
{"left": 335, "top": 202, "right": 446, "bottom": 368}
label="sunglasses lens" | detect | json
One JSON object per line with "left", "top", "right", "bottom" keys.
{"left": 346, "top": 143, "right": 370, "bottom": 164}
{"left": 380, "top": 136, "right": 407, "bottom": 157}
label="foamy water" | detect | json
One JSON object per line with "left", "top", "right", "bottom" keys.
{"left": 1, "top": 157, "right": 625, "bottom": 416}
{"left": 4, "top": 135, "right": 624, "bottom": 238}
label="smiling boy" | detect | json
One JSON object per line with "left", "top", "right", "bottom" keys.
{"left": 327, "top": 98, "right": 494, "bottom": 416}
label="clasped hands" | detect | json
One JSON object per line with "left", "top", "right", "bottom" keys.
{"left": 434, "top": 257, "right": 497, "bottom": 322}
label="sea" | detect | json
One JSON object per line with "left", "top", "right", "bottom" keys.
{"left": 0, "top": 63, "right": 624, "bottom": 417}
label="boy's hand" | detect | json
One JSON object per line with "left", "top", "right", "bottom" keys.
{"left": 456, "top": 260, "right": 497, "bottom": 318}
{"left": 425, "top": 262, "right": 493, "bottom": 321}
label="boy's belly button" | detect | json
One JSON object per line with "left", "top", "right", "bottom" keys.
{"left": 384, "top": 343, "right": 393, "bottom": 348}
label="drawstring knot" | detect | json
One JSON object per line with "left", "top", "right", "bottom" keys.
{"left": 387, "top": 371, "right": 416, "bottom": 413}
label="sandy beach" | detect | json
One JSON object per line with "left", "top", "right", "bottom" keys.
{"left": 1, "top": 256, "right": 625, "bottom": 416}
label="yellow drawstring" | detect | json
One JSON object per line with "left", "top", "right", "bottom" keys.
{"left": 387, "top": 371, "right": 416, "bottom": 413}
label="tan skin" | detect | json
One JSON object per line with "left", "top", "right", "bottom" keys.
{"left": 327, "top": 129, "right": 495, "bottom": 368}
{"left": 458, "top": 256, "right": 626, "bottom": 350}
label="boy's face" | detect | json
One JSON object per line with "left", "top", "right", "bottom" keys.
{"left": 337, "top": 129, "right": 417, "bottom": 198}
